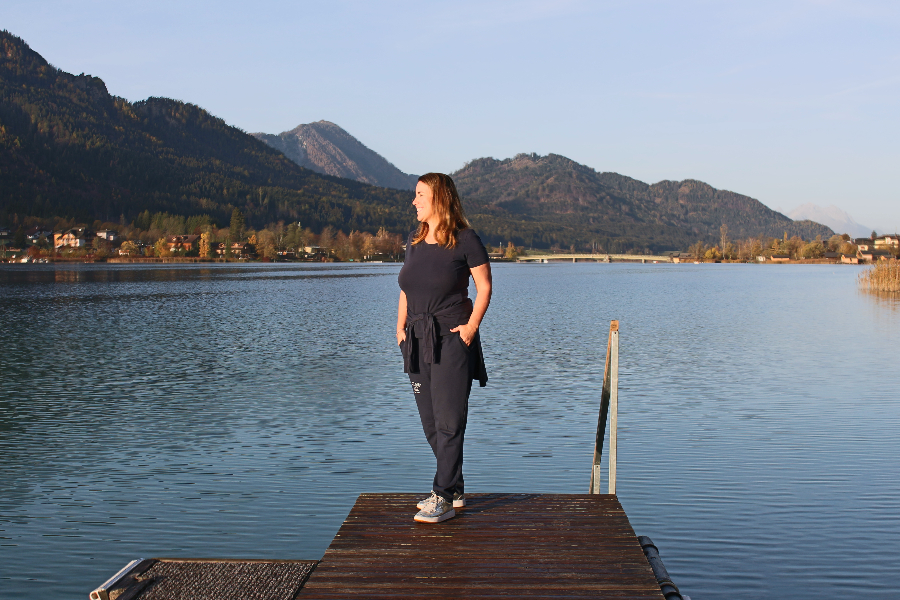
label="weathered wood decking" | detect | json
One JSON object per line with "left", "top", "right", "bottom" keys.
{"left": 297, "top": 493, "right": 664, "bottom": 599}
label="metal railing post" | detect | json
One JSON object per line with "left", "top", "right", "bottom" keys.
{"left": 608, "top": 324, "right": 618, "bottom": 495}
{"left": 589, "top": 320, "right": 619, "bottom": 494}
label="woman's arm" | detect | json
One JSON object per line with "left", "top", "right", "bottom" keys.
{"left": 396, "top": 290, "right": 408, "bottom": 345}
{"left": 451, "top": 262, "right": 492, "bottom": 346}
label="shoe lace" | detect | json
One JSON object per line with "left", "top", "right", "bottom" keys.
{"left": 422, "top": 492, "right": 441, "bottom": 511}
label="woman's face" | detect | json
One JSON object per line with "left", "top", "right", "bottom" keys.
{"left": 413, "top": 181, "right": 435, "bottom": 223}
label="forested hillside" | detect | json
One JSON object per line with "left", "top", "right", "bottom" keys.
{"left": 0, "top": 31, "right": 413, "bottom": 233}
{"left": 454, "top": 154, "right": 833, "bottom": 252}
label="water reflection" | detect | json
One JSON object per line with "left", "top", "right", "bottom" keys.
{"left": 861, "top": 289, "right": 900, "bottom": 309}
{"left": 0, "top": 263, "right": 389, "bottom": 285}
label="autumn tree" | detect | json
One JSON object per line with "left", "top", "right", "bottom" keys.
{"left": 256, "top": 229, "right": 277, "bottom": 260}
{"left": 120, "top": 240, "right": 139, "bottom": 256}
{"left": 785, "top": 235, "right": 804, "bottom": 259}
{"left": 704, "top": 246, "right": 722, "bottom": 261}
{"left": 154, "top": 237, "right": 170, "bottom": 258}
{"left": 690, "top": 240, "right": 706, "bottom": 260}
{"left": 271, "top": 221, "right": 286, "bottom": 251}
{"left": 750, "top": 238, "right": 763, "bottom": 259}
{"left": 827, "top": 235, "right": 844, "bottom": 252}
{"left": 839, "top": 241, "right": 857, "bottom": 255}
{"left": 199, "top": 232, "right": 211, "bottom": 258}
{"left": 801, "top": 240, "right": 825, "bottom": 259}
{"left": 318, "top": 226, "right": 335, "bottom": 252}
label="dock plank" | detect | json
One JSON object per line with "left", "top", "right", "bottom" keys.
{"left": 297, "top": 493, "right": 663, "bottom": 599}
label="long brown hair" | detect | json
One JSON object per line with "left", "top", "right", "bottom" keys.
{"left": 411, "top": 172, "right": 470, "bottom": 249}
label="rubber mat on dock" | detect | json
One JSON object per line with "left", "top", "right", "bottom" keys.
{"left": 96, "top": 559, "right": 317, "bottom": 600}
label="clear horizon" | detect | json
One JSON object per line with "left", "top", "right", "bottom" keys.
{"left": 2, "top": 0, "right": 898, "bottom": 232}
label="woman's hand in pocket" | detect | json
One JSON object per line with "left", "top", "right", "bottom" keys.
{"left": 396, "top": 328, "right": 407, "bottom": 346}
{"left": 450, "top": 323, "right": 476, "bottom": 346}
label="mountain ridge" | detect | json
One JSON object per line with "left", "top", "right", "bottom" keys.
{"left": 452, "top": 153, "right": 833, "bottom": 251}
{"left": 787, "top": 203, "right": 871, "bottom": 238}
{"left": 252, "top": 121, "right": 418, "bottom": 190}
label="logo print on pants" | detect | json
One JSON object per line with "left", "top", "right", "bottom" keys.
{"left": 411, "top": 382, "right": 422, "bottom": 394}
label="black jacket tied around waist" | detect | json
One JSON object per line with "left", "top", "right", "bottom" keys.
{"left": 402, "top": 306, "right": 488, "bottom": 388}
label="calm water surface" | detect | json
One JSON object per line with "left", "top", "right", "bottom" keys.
{"left": 1, "top": 262, "right": 898, "bottom": 599}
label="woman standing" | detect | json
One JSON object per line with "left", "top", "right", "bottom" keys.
{"left": 397, "top": 172, "right": 492, "bottom": 524}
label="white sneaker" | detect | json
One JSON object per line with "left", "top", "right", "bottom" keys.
{"left": 417, "top": 492, "right": 465, "bottom": 510}
{"left": 414, "top": 492, "right": 456, "bottom": 523}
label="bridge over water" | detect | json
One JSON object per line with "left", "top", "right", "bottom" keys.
{"left": 516, "top": 253, "right": 674, "bottom": 263}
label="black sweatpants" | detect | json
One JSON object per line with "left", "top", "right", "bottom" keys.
{"left": 405, "top": 332, "right": 474, "bottom": 501}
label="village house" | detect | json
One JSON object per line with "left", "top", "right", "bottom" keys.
{"left": 25, "top": 227, "right": 54, "bottom": 243}
{"left": 96, "top": 230, "right": 119, "bottom": 242}
{"left": 854, "top": 238, "right": 874, "bottom": 251}
{"left": 303, "top": 245, "right": 331, "bottom": 260}
{"left": 166, "top": 234, "right": 200, "bottom": 253}
{"left": 216, "top": 241, "right": 255, "bottom": 258}
{"left": 841, "top": 254, "right": 860, "bottom": 264}
{"left": 770, "top": 254, "right": 791, "bottom": 263}
{"left": 54, "top": 228, "right": 95, "bottom": 249}
{"left": 874, "top": 235, "right": 899, "bottom": 250}
{"left": 857, "top": 247, "right": 892, "bottom": 262}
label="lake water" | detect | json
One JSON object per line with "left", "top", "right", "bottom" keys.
{"left": 1, "top": 262, "right": 898, "bottom": 599}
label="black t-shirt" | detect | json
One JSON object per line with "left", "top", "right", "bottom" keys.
{"left": 398, "top": 228, "right": 489, "bottom": 322}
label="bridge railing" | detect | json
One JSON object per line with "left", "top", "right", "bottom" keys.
{"left": 589, "top": 320, "right": 619, "bottom": 495}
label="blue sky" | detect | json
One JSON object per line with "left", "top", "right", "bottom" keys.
{"left": 3, "top": 0, "right": 899, "bottom": 232}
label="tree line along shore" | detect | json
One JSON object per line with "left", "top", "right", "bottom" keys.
{"left": 1, "top": 212, "right": 898, "bottom": 268}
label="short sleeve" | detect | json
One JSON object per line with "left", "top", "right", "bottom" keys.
{"left": 403, "top": 231, "right": 416, "bottom": 261}
{"left": 461, "top": 229, "right": 489, "bottom": 269}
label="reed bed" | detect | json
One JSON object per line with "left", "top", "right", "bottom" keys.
{"left": 859, "top": 260, "right": 900, "bottom": 292}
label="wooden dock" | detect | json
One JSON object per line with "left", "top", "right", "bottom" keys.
{"left": 298, "top": 492, "right": 664, "bottom": 599}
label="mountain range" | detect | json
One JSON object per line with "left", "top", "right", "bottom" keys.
{"left": 0, "top": 30, "right": 835, "bottom": 251}
{"left": 250, "top": 125, "right": 835, "bottom": 249}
